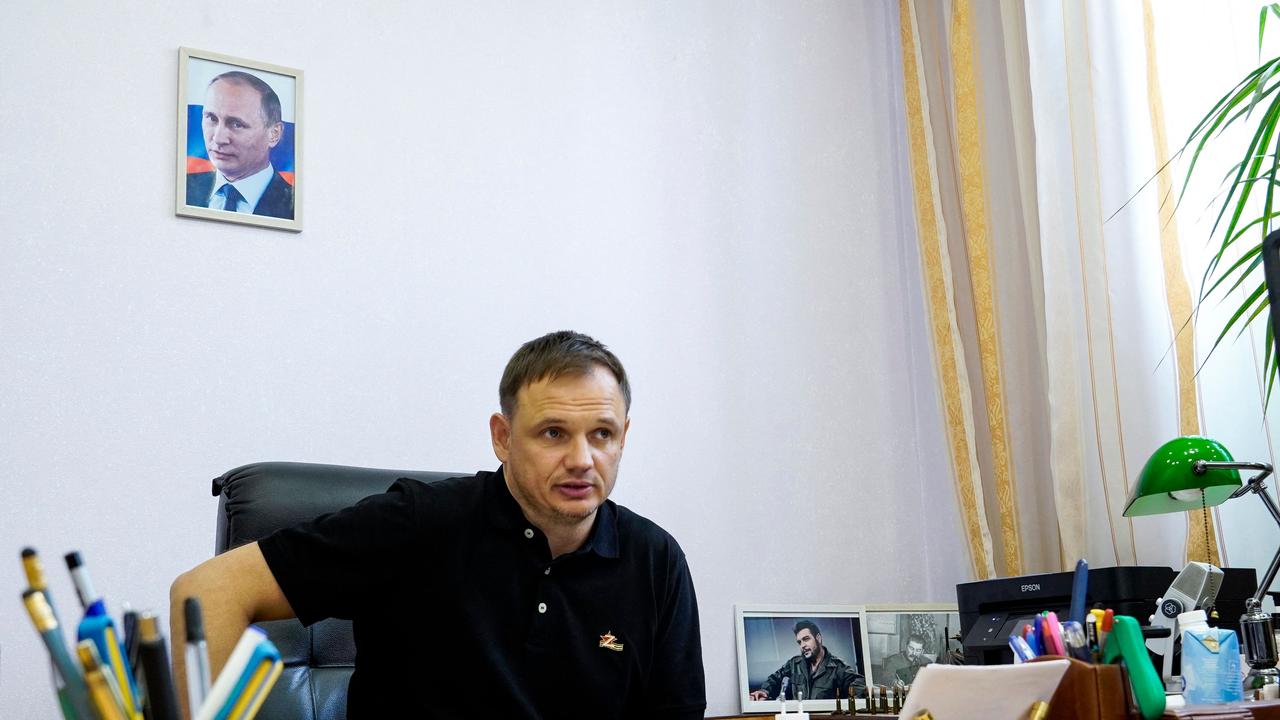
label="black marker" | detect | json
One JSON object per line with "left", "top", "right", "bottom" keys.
{"left": 138, "top": 612, "right": 181, "bottom": 720}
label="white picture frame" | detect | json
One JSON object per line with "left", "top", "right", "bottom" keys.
{"left": 862, "top": 603, "right": 961, "bottom": 689}
{"left": 176, "top": 47, "right": 303, "bottom": 232}
{"left": 734, "top": 604, "right": 871, "bottom": 714}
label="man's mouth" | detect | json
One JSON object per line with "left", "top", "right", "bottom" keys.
{"left": 208, "top": 150, "right": 233, "bottom": 160}
{"left": 555, "top": 481, "right": 594, "bottom": 499}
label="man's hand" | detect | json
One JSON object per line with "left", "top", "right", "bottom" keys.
{"left": 749, "top": 690, "right": 771, "bottom": 701}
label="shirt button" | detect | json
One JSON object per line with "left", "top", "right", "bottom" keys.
{"left": 537, "top": 602, "right": 547, "bottom": 614}
{"left": 524, "top": 528, "right": 534, "bottom": 539}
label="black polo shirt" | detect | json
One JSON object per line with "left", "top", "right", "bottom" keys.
{"left": 258, "top": 467, "right": 705, "bottom": 719}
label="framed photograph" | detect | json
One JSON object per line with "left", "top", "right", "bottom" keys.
{"left": 734, "top": 604, "right": 870, "bottom": 714}
{"left": 175, "top": 47, "right": 303, "bottom": 231}
{"left": 863, "top": 604, "right": 961, "bottom": 688}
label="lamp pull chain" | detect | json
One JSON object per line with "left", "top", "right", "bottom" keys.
{"left": 1201, "top": 489, "right": 1212, "bottom": 565}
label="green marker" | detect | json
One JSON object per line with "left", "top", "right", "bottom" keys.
{"left": 1101, "top": 615, "right": 1165, "bottom": 720}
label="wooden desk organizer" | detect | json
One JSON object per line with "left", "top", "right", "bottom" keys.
{"left": 1029, "top": 656, "right": 1130, "bottom": 720}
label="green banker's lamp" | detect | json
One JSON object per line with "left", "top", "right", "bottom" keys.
{"left": 1124, "top": 435, "right": 1280, "bottom": 694}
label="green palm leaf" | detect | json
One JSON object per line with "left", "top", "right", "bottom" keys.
{"left": 1124, "top": 5, "right": 1280, "bottom": 404}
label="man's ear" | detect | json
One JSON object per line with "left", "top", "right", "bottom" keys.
{"left": 619, "top": 416, "right": 630, "bottom": 449}
{"left": 267, "top": 121, "right": 283, "bottom": 148}
{"left": 490, "top": 412, "right": 511, "bottom": 464}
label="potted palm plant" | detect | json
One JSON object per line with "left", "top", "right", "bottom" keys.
{"left": 1176, "top": 4, "right": 1280, "bottom": 400}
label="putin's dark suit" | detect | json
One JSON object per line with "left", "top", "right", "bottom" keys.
{"left": 186, "top": 171, "right": 294, "bottom": 220}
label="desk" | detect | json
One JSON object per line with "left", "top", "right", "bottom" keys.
{"left": 708, "top": 716, "right": 892, "bottom": 719}
{"left": 711, "top": 699, "right": 1280, "bottom": 719}
{"left": 1162, "top": 699, "right": 1280, "bottom": 719}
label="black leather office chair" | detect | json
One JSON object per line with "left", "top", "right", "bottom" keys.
{"left": 212, "top": 462, "right": 460, "bottom": 720}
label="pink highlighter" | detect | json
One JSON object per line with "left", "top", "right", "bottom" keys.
{"left": 1043, "top": 611, "right": 1066, "bottom": 656}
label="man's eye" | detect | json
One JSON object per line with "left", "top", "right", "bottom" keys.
{"left": 595, "top": 429, "right": 612, "bottom": 440}
{"left": 544, "top": 428, "right": 562, "bottom": 439}
{"left": 231, "top": 121, "right": 246, "bottom": 129}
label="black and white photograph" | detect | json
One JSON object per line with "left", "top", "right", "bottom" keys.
{"left": 734, "top": 604, "right": 870, "bottom": 713}
{"left": 864, "top": 606, "right": 960, "bottom": 687}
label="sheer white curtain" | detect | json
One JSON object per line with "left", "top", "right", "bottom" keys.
{"left": 1023, "top": 0, "right": 1191, "bottom": 569}
{"left": 1014, "top": 0, "right": 1277, "bottom": 574}
{"left": 900, "top": 0, "right": 1280, "bottom": 578}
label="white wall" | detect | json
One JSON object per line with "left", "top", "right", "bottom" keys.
{"left": 0, "top": 1, "right": 966, "bottom": 715}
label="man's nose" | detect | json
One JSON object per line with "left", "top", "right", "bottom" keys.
{"left": 211, "top": 123, "right": 232, "bottom": 145}
{"left": 564, "top": 434, "right": 593, "bottom": 471}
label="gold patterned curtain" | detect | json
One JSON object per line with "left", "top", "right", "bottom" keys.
{"left": 896, "top": 0, "right": 1218, "bottom": 578}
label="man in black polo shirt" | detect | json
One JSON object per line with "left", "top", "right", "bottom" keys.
{"left": 170, "top": 331, "right": 706, "bottom": 719}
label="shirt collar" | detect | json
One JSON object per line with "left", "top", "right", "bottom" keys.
{"left": 484, "top": 465, "right": 619, "bottom": 559}
{"left": 211, "top": 163, "right": 275, "bottom": 211}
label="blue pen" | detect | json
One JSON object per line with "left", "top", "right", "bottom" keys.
{"left": 1024, "top": 623, "right": 1042, "bottom": 656}
{"left": 1069, "top": 558, "right": 1089, "bottom": 625}
{"left": 66, "top": 551, "right": 142, "bottom": 717}
{"left": 1009, "top": 634, "right": 1036, "bottom": 662}
{"left": 80, "top": 613, "right": 143, "bottom": 718}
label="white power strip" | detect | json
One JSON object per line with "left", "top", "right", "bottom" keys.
{"left": 774, "top": 699, "right": 810, "bottom": 720}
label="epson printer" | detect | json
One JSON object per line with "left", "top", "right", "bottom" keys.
{"left": 957, "top": 565, "right": 1257, "bottom": 665}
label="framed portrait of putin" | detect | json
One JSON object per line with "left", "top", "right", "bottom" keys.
{"left": 175, "top": 48, "right": 302, "bottom": 232}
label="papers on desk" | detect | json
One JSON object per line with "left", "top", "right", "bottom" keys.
{"left": 897, "top": 659, "right": 1069, "bottom": 720}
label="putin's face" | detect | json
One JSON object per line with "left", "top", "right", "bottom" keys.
{"left": 202, "top": 79, "right": 281, "bottom": 182}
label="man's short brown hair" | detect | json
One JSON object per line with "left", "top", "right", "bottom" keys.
{"left": 499, "top": 331, "right": 630, "bottom": 416}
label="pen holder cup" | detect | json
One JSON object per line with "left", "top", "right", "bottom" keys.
{"left": 1028, "top": 656, "right": 1129, "bottom": 720}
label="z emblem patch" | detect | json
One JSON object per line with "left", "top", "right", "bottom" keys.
{"left": 598, "top": 631, "right": 624, "bottom": 652}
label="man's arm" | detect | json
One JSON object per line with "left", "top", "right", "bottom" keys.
{"left": 749, "top": 665, "right": 786, "bottom": 701}
{"left": 879, "top": 654, "right": 906, "bottom": 688}
{"left": 169, "top": 542, "right": 295, "bottom": 720}
{"left": 642, "top": 549, "right": 706, "bottom": 718}
{"left": 838, "top": 661, "right": 866, "bottom": 699}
